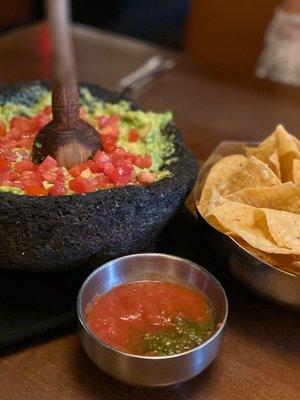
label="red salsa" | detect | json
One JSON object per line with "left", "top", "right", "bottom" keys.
{"left": 86, "top": 281, "right": 215, "bottom": 356}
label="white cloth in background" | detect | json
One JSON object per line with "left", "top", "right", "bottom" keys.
{"left": 256, "top": 8, "right": 300, "bottom": 86}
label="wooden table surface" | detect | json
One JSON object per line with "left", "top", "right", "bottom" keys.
{"left": 0, "top": 23, "right": 299, "bottom": 400}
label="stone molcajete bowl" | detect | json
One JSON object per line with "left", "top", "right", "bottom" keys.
{"left": 0, "top": 82, "right": 198, "bottom": 272}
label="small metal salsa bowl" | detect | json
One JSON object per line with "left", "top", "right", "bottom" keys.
{"left": 194, "top": 141, "right": 300, "bottom": 309}
{"left": 77, "top": 253, "right": 228, "bottom": 387}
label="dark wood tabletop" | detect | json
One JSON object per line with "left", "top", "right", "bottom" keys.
{"left": 0, "top": 23, "right": 299, "bottom": 400}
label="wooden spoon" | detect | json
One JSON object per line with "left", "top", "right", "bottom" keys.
{"left": 32, "top": 0, "right": 102, "bottom": 169}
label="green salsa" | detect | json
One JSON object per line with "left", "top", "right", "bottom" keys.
{"left": 143, "top": 316, "right": 215, "bottom": 356}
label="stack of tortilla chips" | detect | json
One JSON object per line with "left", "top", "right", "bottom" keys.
{"left": 198, "top": 125, "right": 300, "bottom": 276}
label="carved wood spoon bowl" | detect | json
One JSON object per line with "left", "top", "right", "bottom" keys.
{"left": 32, "top": 0, "right": 102, "bottom": 169}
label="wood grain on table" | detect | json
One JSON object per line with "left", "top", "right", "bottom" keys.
{"left": 0, "top": 23, "right": 299, "bottom": 400}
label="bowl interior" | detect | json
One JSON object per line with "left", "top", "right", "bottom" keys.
{"left": 78, "top": 253, "right": 228, "bottom": 336}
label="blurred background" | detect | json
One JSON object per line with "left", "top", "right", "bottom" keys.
{"left": 0, "top": 0, "right": 287, "bottom": 81}
{"left": 0, "top": 0, "right": 189, "bottom": 48}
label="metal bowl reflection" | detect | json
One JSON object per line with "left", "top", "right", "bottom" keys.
{"left": 77, "top": 253, "right": 228, "bottom": 387}
{"left": 194, "top": 141, "right": 300, "bottom": 309}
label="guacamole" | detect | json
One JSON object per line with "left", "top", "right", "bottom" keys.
{"left": 0, "top": 86, "right": 176, "bottom": 196}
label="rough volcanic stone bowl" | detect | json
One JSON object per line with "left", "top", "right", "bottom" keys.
{"left": 0, "top": 81, "right": 198, "bottom": 271}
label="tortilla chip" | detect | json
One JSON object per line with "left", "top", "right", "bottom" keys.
{"left": 245, "top": 131, "right": 276, "bottom": 162}
{"left": 218, "top": 156, "right": 280, "bottom": 196}
{"left": 262, "top": 208, "right": 300, "bottom": 251}
{"left": 275, "top": 125, "right": 300, "bottom": 182}
{"left": 199, "top": 126, "right": 300, "bottom": 274}
{"left": 227, "top": 182, "right": 300, "bottom": 214}
{"left": 290, "top": 262, "right": 300, "bottom": 275}
{"left": 293, "top": 159, "right": 300, "bottom": 186}
{"left": 233, "top": 237, "right": 300, "bottom": 276}
{"left": 206, "top": 186, "right": 223, "bottom": 212}
{"left": 198, "top": 154, "right": 247, "bottom": 216}
{"left": 206, "top": 197, "right": 300, "bottom": 255}
{"left": 268, "top": 151, "right": 281, "bottom": 178}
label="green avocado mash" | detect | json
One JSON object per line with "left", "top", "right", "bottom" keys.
{"left": 79, "top": 88, "right": 175, "bottom": 178}
{"left": 0, "top": 186, "right": 24, "bottom": 195}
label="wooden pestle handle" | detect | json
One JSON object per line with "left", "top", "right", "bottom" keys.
{"left": 46, "top": 0, "right": 79, "bottom": 129}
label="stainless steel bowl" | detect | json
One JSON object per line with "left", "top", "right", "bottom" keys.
{"left": 77, "top": 253, "right": 228, "bottom": 387}
{"left": 194, "top": 141, "right": 300, "bottom": 309}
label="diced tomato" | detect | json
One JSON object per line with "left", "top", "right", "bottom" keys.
{"left": 117, "top": 163, "right": 133, "bottom": 177}
{"left": 15, "top": 138, "right": 32, "bottom": 150}
{"left": 9, "top": 117, "right": 18, "bottom": 129}
{"left": 0, "top": 171, "right": 12, "bottom": 185}
{"left": 43, "top": 105, "right": 52, "bottom": 116}
{"left": 91, "top": 151, "right": 110, "bottom": 173}
{"left": 0, "top": 136, "right": 17, "bottom": 149}
{"left": 103, "top": 143, "right": 117, "bottom": 153}
{"left": 69, "top": 165, "right": 81, "bottom": 177}
{"left": 128, "top": 129, "right": 139, "bottom": 142}
{"left": 1, "top": 170, "right": 20, "bottom": 182}
{"left": 9, "top": 180, "right": 24, "bottom": 189}
{"left": 110, "top": 147, "right": 126, "bottom": 162}
{"left": 0, "top": 157, "right": 10, "bottom": 171}
{"left": 93, "top": 150, "right": 110, "bottom": 164}
{"left": 21, "top": 171, "right": 43, "bottom": 187}
{"left": 103, "top": 162, "right": 115, "bottom": 178}
{"left": 79, "top": 107, "right": 88, "bottom": 120}
{"left": 37, "top": 156, "right": 58, "bottom": 173}
{"left": 69, "top": 176, "right": 96, "bottom": 194}
{"left": 41, "top": 166, "right": 64, "bottom": 184}
{"left": 0, "top": 148, "right": 16, "bottom": 162}
{"left": 49, "top": 181, "right": 67, "bottom": 196}
{"left": 88, "top": 161, "right": 100, "bottom": 173}
{"left": 104, "top": 162, "right": 133, "bottom": 185}
{"left": 133, "top": 155, "right": 152, "bottom": 169}
{"left": 97, "top": 115, "right": 109, "bottom": 128}
{"left": 69, "top": 161, "right": 90, "bottom": 177}
{"left": 122, "top": 152, "right": 136, "bottom": 164}
{"left": 93, "top": 173, "right": 109, "bottom": 188}
{"left": 24, "top": 186, "right": 48, "bottom": 196}
{"left": 100, "top": 120, "right": 119, "bottom": 138}
{"left": 102, "top": 137, "right": 117, "bottom": 153}
{"left": 79, "top": 161, "right": 90, "bottom": 171}
{"left": 109, "top": 114, "right": 120, "bottom": 124}
{"left": 21, "top": 171, "right": 36, "bottom": 178}
{"left": 9, "top": 128, "right": 23, "bottom": 141}
{"left": 98, "top": 114, "right": 120, "bottom": 130}
{"left": 0, "top": 122, "right": 7, "bottom": 135}
{"left": 137, "top": 171, "right": 155, "bottom": 184}
{"left": 10, "top": 117, "right": 31, "bottom": 131}
{"left": 15, "top": 159, "right": 37, "bottom": 173}
{"left": 32, "top": 113, "right": 49, "bottom": 130}
{"left": 11, "top": 172, "right": 20, "bottom": 181}
{"left": 22, "top": 178, "right": 43, "bottom": 188}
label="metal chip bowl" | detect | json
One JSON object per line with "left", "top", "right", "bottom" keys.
{"left": 194, "top": 141, "right": 300, "bottom": 309}
{"left": 77, "top": 253, "right": 228, "bottom": 387}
